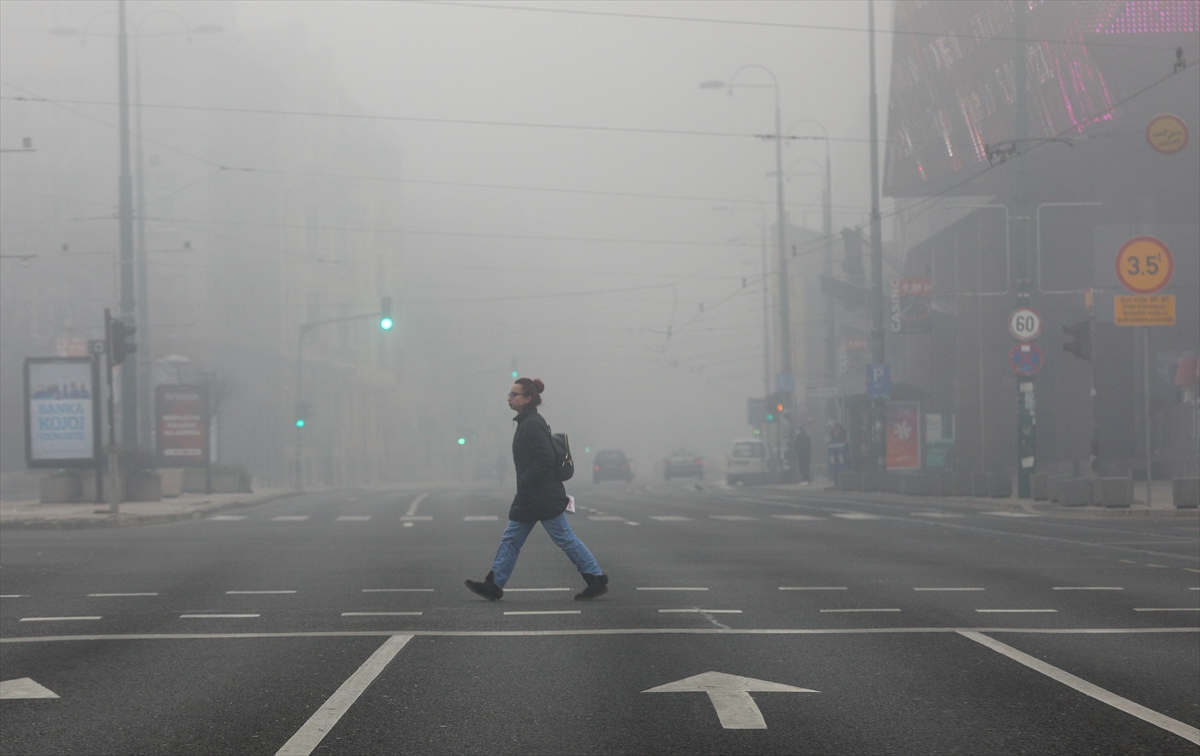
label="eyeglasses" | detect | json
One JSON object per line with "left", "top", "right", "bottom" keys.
{"left": 507, "top": 391, "right": 524, "bottom": 399}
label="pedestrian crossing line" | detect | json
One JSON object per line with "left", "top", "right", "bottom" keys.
{"left": 649, "top": 516, "right": 694, "bottom": 521}
{"left": 208, "top": 515, "right": 246, "bottom": 521}
{"left": 272, "top": 516, "right": 309, "bottom": 521}
{"left": 1, "top": 595, "right": 29, "bottom": 598}
{"left": 503, "top": 611, "right": 581, "bottom": 615}
{"left": 464, "top": 515, "right": 498, "bottom": 521}
{"left": 227, "top": 590, "right": 296, "bottom": 595}
{"left": 658, "top": 609, "right": 742, "bottom": 614}
{"left": 180, "top": 613, "right": 260, "bottom": 619}
{"left": 975, "top": 609, "right": 1057, "bottom": 613}
{"left": 1053, "top": 587, "right": 1124, "bottom": 591}
{"left": 819, "top": 608, "right": 900, "bottom": 613}
{"left": 832, "top": 513, "right": 879, "bottom": 520}
{"left": 779, "top": 586, "right": 847, "bottom": 591}
{"left": 588, "top": 516, "right": 626, "bottom": 521}
{"left": 710, "top": 515, "right": 759, "bottom": 521}
{"left": 1133, "top": 608, "right": 1200, "bottom": 612}
{"left": 341, "top": 612, "right": 423, "bottom": 617}
{"left": 403, "top": 522, "right": 414, "bottom": 528}
{"left": 361, "top": 588, "right": 435, "bottom": 593}
{"left": 908, "top": 512, "right": 964, "bottom": 518}
{"left": 336, "top": 516, "right": 372, "bottom": 522}
{"left": 19, "top": 616, "right": 101, "bottom": 622}
{"left": 400, "top": 516, "right": 432, "bottom": 521}
{"left": 504, "top": 588, "right": 572, "bottom": 592}
{"left": 637, "top": 587, "right": 709, "bottom": 591}
{"left": 626, "top": 521, "right": 640, "bottom": 526}
{"left": 772, "top": 514, "right": 822, "bottom": 520}
{"left": 914, "top": 587, "right": 985, "bottom": 592}
{"left": 983, "top": 511, "right": 1040, "bottom": 518}
{"left": 88, "top": 593, "right": 158, "bottom": 597}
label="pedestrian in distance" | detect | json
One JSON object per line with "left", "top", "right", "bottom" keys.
{"left": 465, "top": 378, "right": 609, "bottom": 601}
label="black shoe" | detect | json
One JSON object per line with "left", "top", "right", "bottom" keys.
{"left": 465, "top": 570, "right": 503, "bottom": 601}
{"left": 574, "top": 573, "right": 609, "bottom": 600}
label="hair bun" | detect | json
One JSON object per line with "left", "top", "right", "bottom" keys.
{"left": 532, "top": 379, "right": 545, "bottom": 393}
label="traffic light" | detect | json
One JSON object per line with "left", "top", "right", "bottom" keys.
{"left": 511, "top": 357, "right": 519, "bottom": 379}
{"left": 1062, "top": 319, "right": 1092, "bottom": 361}
{"left": 379, "top": 296, "right": 394, "bottom": 330}
{"left": 107, "top": 313, "right": 136, "bottom": 365}
{"left": 295, "top": 401, "right": 312, "bottom": 428}
{"left": 765, "top": 392, "right": 788, "bottom": 422}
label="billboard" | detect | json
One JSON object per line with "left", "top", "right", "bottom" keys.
{"left": 156, "top": 384, "right": 210, "bottom": 467}
{"left": 885, "top": 400, "right": 922, "bottom": 470}
{"left": 24, "top": 357, "right": 101, "bottom": 468}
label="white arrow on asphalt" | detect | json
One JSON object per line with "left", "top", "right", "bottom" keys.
{"left": 643, "top": 671, "right": 817, "bottom": 729}
{"left": 1, "top": 678, "right": 59, "bottom": 700}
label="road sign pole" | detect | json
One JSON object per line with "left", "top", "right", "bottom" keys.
{"left": 1143, "top": 327, "right": 1153, "bottom": 507}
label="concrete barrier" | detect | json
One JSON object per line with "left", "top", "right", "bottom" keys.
{"left": 1051, "top": 478, "right": 1092, "bottom": 506}
{"left": 1174, "top": 478, "right": 1199, "bottom": 509}
{"left": 1094, "top": 477, "right": 1132, "bottom": 508}
{"left": 1030, "top": 473, "right": 1051, "bottom": 501}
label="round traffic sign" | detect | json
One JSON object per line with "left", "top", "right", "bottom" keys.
{"left": 1008, "top": 307, "right": 1042, "bottom": 341}
{"left": 1146, "top": 113, "right": 1188, "bottom": 154}
{"left": 1116, "top": 236, "right": 1173, "bottom": 294}
{"left": 1009, "top": 342, "right": 1043, "bottom": 376}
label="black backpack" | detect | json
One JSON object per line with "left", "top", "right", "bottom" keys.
{"left": 547, "top": 429, "right": 575, "bottom": 481}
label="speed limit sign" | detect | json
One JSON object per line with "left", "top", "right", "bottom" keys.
{"left": 1009, "top": 307, "right": 1042, "bottom": 341}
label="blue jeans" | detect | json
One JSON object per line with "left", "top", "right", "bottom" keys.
{"left": 490, "top": 513, "right": 602, "bottom": 588}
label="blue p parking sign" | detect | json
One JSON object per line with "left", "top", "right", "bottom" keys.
{"left": 866, "top": 364, "right": 890, "bottom": 399}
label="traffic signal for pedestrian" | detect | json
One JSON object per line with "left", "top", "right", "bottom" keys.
{"left": 108, "top": 315, "right": 136, "bottom": 365}
{"left": 1062, "top": 319, "right": 1092, "bottom": 361}
{"left": 379, "top": 296, "right": 394, "bottom": 330}
{"left": 295, "top": 401, "right": 312, "bottom": 428}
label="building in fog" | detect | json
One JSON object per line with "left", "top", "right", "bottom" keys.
{"left": 882, "top": 0, "right": 1199, "bottom": 478}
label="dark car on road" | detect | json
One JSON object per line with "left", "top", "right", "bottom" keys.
{"left": 664, "top": 450, "right": 704, "bottom": 480}
{"left": 592, "top": 449, "right": 633, "bottom": 484}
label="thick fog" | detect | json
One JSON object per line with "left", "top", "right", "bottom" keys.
{"left": 0, "top": 0, "right": 891, "bottom": 485}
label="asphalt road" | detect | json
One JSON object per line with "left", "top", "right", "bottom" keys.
{"left": 2, "top": 482, "right": 1198, "bottom": 755}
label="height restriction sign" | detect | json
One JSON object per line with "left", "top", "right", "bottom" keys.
{"left": 1116, "top": 236, "right": 1173, "bottom": 294}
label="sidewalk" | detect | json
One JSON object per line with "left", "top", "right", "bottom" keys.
{"left": 0, "top": 488, "right": 296, "bottom": 530}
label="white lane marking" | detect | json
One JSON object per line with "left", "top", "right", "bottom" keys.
{"left": 0, "top": 678, "right": 59, "bottom": 700}
{"left": 503, "top": 611, "right": 581, "bottom": 615}
{"left": 588, "top": 516, "right": 625, "bottom": 521}
{"left": 272, "top": 516, "right": 309, "bottom": 521}
{"left": 908, "top": 512, "right": 964, "bottom": 518}
{"left": 976, "top": 609, "right": 1057, "bottom": 613}
{"left": 1053, "top": 587, "right": 1123, "bottom": 591}
{"left": 464, "top": 515, "right": 498, "bottom": 521}
{"left": 400, "top": 516, "right": 432, "bottom": 521}
{"left": 983, "top": 511, "right": 1040, "bottom": 518}
{"left": 336, "top": 516, "right": 372, "bottom": 522}
{"left": 503, "top": 588, "right": 572, "bottom": 592}
{"left": 819, "top": 608, "right": 900, "bottom": 613}
{"left": 659, "top": 609, "right": 742, "bottom": 614}
{"left": 3, "top": 627, "right": 1197, "bottom": 643}
{"left": 88, "top": 593, "right": 158, "bottom": 597}
{"left": 403, "top": 522, "right": 414, "bottom": 528}
{"left": 626, "top": 521, "right": 640, "bottom": 526}
{"left": 276, "top": 634, "right": 413, "bottom": 756}
{"left": 405, "top": 493, "right": 428, "bottom": 517}
{"left": 832, "top": 513, "right": 879, "bottom": 520}
{"left": 226, "top": 590, "right": 296, "bottom": 595}
{"left": 180, "top": 614, "right": 260, "bottom": 619}
{"left": 650, "top": 516, "right": 694, "bottom": 521}
{"left": 772, "top": 514, "right": 822, "bottom": 521}
{"left": 644, "top": 671, "right": 817, "bottom": 730}
{"left": 362, "top": 589, "right": 434, "bottom": 593}
{"left": 914, "top": 587, "right": 985, "bottom": 592}
{"left": 960, "top": 631, "right": 1200, "bottom": 745}
{"left": 1190, "top": 587, "right": 1199, "bottom": 590}
{"left": 1, "top": 594, "right": 29, "bottom": 598}
{"left": 341, "top": 612, "right": 423, "bottom": 617}
{"left": 710, "top": 515, "right": 759, "bottom": 521}
{"left": 209, "top": 515, "right": 246, "bottom": 521}
{"left": 1134, "top": 608, "right": 1200, "bottom": 612}
{"left": 19, "top": 616, "right": 101, "bottom": 622}
{"left": 779, "top": 586, "right": 847, "bottom": 591}
{"left": 637, "top": 587, "right": 709, "bottom": 591}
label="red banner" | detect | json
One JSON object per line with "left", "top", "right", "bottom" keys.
{"left": 156, "top": 384, "right": 209, "bottom": 467}
{"left": 885, "top": 401, "right": 921, "bottom": 470}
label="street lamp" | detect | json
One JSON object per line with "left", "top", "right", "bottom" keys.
{"left": 700, "top": 65, "right": 792, "bottom": 401}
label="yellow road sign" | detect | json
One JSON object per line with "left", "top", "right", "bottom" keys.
{"left": 1115, "top": 236, "right": 1173, "bottom": 294}
{"left": 1115, "top": 295, "right": 1175, "bottom": 326}
{"left": 1146, "top": 113, "right": 1188, "bottom": 154}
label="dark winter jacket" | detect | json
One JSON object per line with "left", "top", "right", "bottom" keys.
{"left": 509, "top": 406, "right": 569, "bottom": 522}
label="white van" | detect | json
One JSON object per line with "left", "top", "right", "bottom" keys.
{"left": 726, "top": 438, "right": 768, "bottom": 485}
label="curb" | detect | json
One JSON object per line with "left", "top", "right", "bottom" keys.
{"left": 787, "top": 486, "right": 1198, "bottom": 517}
{"left": 0, "top": 490, "right": 301, "bottom": 531}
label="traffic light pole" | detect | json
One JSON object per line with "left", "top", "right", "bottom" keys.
{"left": 116, "top": 0, "right": 138, "bottom": 450}
{"left": 867, "top": 0, "right": 887, "bottom": 472}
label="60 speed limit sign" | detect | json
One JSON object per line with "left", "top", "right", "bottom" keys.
{"left": 1009, "top": 308, "right": 1042, "bottom": 341}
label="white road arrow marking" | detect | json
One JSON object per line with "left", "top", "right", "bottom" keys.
{"left": 1, "top": 678, "right": 59, "bottom": 700}
{"left": 643, "top": 671, "right": 817, "bottom": 729}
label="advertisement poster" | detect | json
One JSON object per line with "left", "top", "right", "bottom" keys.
{"left": 889, "top": 278, "right": 932, "bottom": 334}
{"left": 25, "top": 357, "right": 100, "bottom": 468}
{"left": 156, "top": 384, "right": 210, "bottom": 467}
{"left": 885, "top": 400, "right": 921, "bottom": 470}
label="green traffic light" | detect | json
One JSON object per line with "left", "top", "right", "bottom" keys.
{"left": 457, "top": 437, "right": 466, "bottom": 445}
{"left": 511, "top": 370, "right": 518, "bottom": 378}
{"left": 296, "top": 419, "right": 305, "bottom": 428}
{"left": 380, "top": 317, "right": 394, "bottom": 330}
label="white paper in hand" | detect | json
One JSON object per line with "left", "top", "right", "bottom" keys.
{"left": 566, "top": 495, "right": 576, "bottom": 514}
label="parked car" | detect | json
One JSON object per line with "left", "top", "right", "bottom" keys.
{"left": 726, "top": 438, "right": 767, "bottom": 485}
{"left": 593, "top": 449, "right": 633, "bottom": 484}
{"left": 664, "top": 450, "right": 704, "bottom": 480}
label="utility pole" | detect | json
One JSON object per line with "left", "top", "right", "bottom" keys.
{"left": 116, "top": 0, "right": 138, "bottom": 449}
{"left": 1012, "top": 0, "right": 1037, "bottom": 498}
{"left": 868, "top": 0, "right": 886, "bottom": 471}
